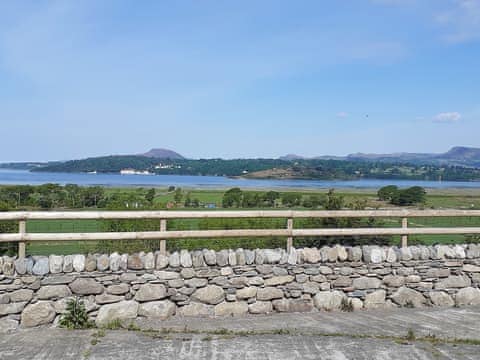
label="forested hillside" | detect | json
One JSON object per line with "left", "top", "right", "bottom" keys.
{"left": 31, "top": 156, "right": 480, "bottom": 181}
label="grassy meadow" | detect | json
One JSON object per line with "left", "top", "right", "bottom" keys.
{"left": 10, "top": 186, "right": 480, "bottom": 256}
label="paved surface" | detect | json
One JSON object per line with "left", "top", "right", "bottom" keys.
{"left": 135, "top": 306, "right": 480, "bottom": 340}
{"left": 1, "top": 307, "right": 479, "bottom": 360}
{"left": 2, "top": 330, "right": 479, "bottom": 360}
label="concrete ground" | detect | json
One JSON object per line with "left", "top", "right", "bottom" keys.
{"left": 1, "top": 307, "right": 480, "bottom": 360}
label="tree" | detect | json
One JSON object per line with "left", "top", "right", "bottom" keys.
{"left": 105, "top": 189, "right": 156, "bottom": 210}
{"left": 264, "top": 191, "right": 280, "bottom": 207}
{"left": 241, "top": 192, "right": 259, "bottom": 208}
{"left": 185, "top": 194, "right": 201, "bottom": 208}
{"left": 145, "top": 188, "right": 156, "bottom": 204}
{"left": 280, "top": 192, "right": 301, "bottom": 207}
{"left": 378, "top": 185, "right": 399, "bottom": 201}
{"left": 65, "top": 184, "right": 82, "bottom": 208}
{"left": 302, "top": 194, "right": 323, "bottom": 208}
{"left": 324, "top": 189, "right": 343, "bottom": 210}
{"left": 173, "top": 188, "right": 183, "bottom": 204}
{"left": 222, "top": 188, "right": 243, "bottom": 208}
{"left": 2, "top": 185, "right": 35, "bottom": 207}
{"left": 407, "top": 186, "right": 426, "bottom": 203}
{"left": 392, "top": 186, "right": 426, "bottom": 206}
{"left": 184, "top": 193, "right": 193, "bottom": 207}
{"left": 38, "top": 194, "right": 54, "bottom": 209}
{"left": 192, "top": 198, "right": 200, "bottom": 207}
{"left": 82, "top": 186, "right": 105, "bottom": 207}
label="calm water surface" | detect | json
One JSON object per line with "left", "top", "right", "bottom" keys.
{"left": 1, "top": 169, "right": 479, "bottom": 190}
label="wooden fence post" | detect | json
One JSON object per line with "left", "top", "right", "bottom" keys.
{"left": 401, "top": 217, "right": 408, "bottom": 248}
{"left": 18, "top": 219, "right": 26, "bottom": 258}
{"left": 286, "top": 217, "right": 293, "bottom": 252}
{"left": 160, "top": 219, "right": 167, "bottom": 255}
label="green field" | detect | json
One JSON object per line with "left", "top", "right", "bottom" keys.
{"left": 3, "top": 187, "right": 480, "bottom": 256}
{"left": 22, "top": 214, "right": 480, "bottom": 256}
{"left": 102, "top": 187, "right": 226, "bottom": 208}
{"left": 26, "top": 220, "right": 102, "bottom": 255}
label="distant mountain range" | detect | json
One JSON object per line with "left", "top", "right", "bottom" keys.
{"left": 0, "top": 148, "right": 186, "bottom": 171}
{"left": 279, "top": 147, "right": 480, "bottom": 168}
{"left": 3, "top": 147, "right": 480, "bottom": 182}
{"left": 3, "top": 146, "right": 480, "bottom": 181}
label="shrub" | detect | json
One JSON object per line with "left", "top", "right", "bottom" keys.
{"left": 378, "top": 185, "right": 426, "bottom": 206}
{"left": 59, "top": 298, "right": 93, "bottom": 329}
{"left": 377, "top": 185, "right": 399, "bottom": 201}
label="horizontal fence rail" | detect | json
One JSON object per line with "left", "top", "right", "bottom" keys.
{"left": 2, "top": 209, "right": 480, "bottom": 220}
{"left": 2, "top": 210, "right": 480, "bottom": 258}
{"left": 2, "top": 227, "right": 480, "bottom": 242}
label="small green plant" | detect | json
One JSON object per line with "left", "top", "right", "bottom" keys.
{"left": 83, "top": 349, "right": 91, "bottom": 359}
{"left": 214, "top": 328, "right": 229, "bottom": 335}
{"left": 340, "top": 298, "right": 354, "bottom": 312}
{"left": 465, "top": 234, "right": 480, "bottom": 244}
{"left": 424, "top": 333, "right": 439, "bottom": 344}
{"left": 127, "top": 322, "right": 140, "bottom": 331}
{"left": 59, "top": 297, "right": 93, "bottom": 329}
{"left": 103, "top": 318, "right": 123, "bottom": 330}
{"left": 93, "top": 329, "right": 105, "bottom": 338}
{"left": 406, "top": 329, "right": 416, "bottom": 342}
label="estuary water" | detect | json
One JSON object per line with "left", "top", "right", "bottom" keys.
{"left": 0, "top": 169, "right": 480, "bottom": 190}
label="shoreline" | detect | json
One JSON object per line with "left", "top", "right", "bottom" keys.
{"left": 2, "top": 169, "right": 480, "bottom": 194}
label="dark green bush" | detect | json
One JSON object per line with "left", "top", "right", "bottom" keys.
{"left": 59, "top": 298, "right": 93, "bottom": 329}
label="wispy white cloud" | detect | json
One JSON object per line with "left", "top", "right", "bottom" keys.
{"left": 436, "top": 0, "right": 480, "bottom": 43}
{"left": 433, "top": 112, "right": 462, "bottom": 123}
{"left": 336, "top": 112, "right": 349, "bottom": 118}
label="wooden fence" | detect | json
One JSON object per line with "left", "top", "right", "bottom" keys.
{"left": 2, "top": 209, "right": 480, "bottom": 258}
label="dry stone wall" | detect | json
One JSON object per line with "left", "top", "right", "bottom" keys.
{"left": 1, "top": 244, "right": 480, "bottom": 332}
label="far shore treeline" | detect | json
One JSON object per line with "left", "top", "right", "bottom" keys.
{"left": 11, "top": 156, "right": 480, "bottom": 182}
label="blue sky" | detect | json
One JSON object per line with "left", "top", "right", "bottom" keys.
{"left": 0, "top": 0, "right": 479, "bottom": 161}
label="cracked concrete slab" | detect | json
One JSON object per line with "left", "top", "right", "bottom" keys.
{"left": 1, "top": 329, "right": 478, "bottom": 360}
{"left": 135, "top": 306, "right": 480, "bottom": 340}
{"left": 1, "top": 307, "right": 479, "bottom": 359}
